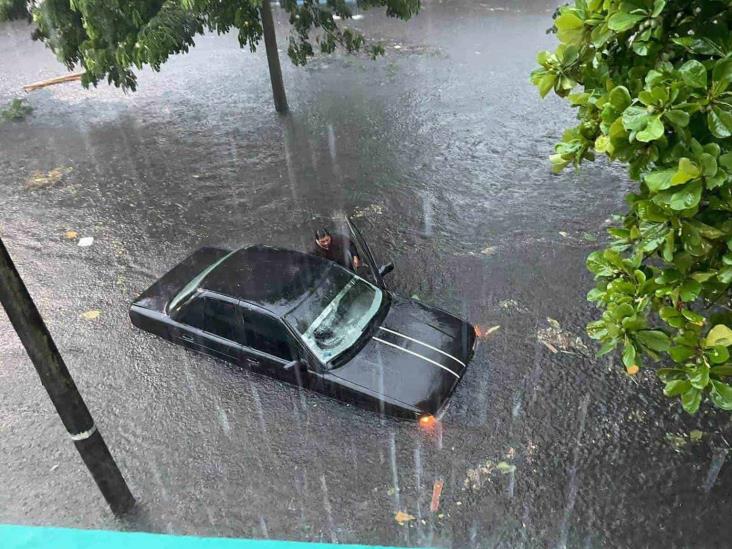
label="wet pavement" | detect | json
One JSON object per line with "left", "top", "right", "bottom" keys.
{"left": 1, "top": 1, "right": 732, "bottom": 547}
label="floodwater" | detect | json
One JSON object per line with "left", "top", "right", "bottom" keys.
{"left": 1, "top": 1, "right": 731, "bottom": 547}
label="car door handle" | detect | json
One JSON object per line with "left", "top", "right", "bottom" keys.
{"left": 181, "top": 334, "right": 194, "bottom": 342}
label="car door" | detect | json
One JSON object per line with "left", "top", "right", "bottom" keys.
{"left": 239, "top": 304, "right": 307, "bottom": 384}
{"left": 346, "top": 215, "right": 386, "bottom": 289}
{"left": 198, "top": 294, "right": 246, "bottom": 362}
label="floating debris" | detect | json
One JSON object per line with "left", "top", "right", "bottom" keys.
{"left": 464, "top": 454, "right": 517, "bottom": 491}
{"left": 537, "top": 317, "right": 590, "bottom": 355}
{"left": 394, "top": 511, "right": 416, "bottom": 526}
{"left": 480, "top": 245, "right": 497, "bottom": 256}
{"left": 559, "top": 231, "right": 569, "bottom": 238}
{"left": 495, "top": 461, "right": 516, "bottom": 474}
{"left": 352, "top": 203, "right": 384, "bottom": 218}
{"left": 80, "top": 310, "right": 101, "bottom": 320}
{"left": 474, "top": 325, "right": 500, "bottom": 339}
{"left": 430, "top": 479, "right": 444, "bottom": 513}
{"left": 703, "top": 448, "right": 728, "bottom": 493}
{"left": 25, "top": 167, "right": 72, "bottom": 190}
{"left": 63, "top": 230, "right": 78, "bottom": 240}
{"left": 78, "top": 236, "right": 94, "bottom": 247}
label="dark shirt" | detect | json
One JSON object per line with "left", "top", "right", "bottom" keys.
{"left": 311, "top": 234, "right": 359, "bottom": 270}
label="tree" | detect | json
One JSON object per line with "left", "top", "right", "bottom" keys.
{"left": 0, "top": 0, "right": 419, "bottom": 91}
{"left": 532, "top": 0, "right": 732, "bottom": 414}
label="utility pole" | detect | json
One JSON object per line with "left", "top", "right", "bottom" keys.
{"left": 260, "top": 0, "right": 288, "bottom": 113}
{"left": 0, "top": 236, "right": 134, "bottom": 515}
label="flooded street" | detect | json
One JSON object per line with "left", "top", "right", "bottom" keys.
{"left": 2, "top": 1, "right": 731, "bottom": 546}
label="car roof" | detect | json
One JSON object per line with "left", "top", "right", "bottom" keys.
{"left": 200, "top": 245, "right": 336, "bottom": 316}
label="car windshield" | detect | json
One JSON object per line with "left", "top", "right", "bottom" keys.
{"left": 285, "top": 268, "right": 382, "bottom": 365}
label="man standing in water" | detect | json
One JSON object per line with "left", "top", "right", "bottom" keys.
{"left": 312, "top": 228, "right": 362, "bottom": 271}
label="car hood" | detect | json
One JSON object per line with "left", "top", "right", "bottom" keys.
{"left": 331, "top": 295, "right": 476, "bottom": 415}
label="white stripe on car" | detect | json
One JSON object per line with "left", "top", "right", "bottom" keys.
{"left": 372, "top": 336, "right": 460, "bottom": 379}
{"left": 378, "top": 326, "right": 466, "bottom": 370}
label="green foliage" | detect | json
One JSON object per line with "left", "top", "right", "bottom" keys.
{"left": 0, "top": 0, "right": 29, "bottom": 20}
{"left": 533, "top": 0, "right": 732, "bottom": 414}
{"left": 1, "top": 98, "right": 33, "bottom": 122}
{"left": 1, "top": 0, "right": 419, "bottom": 90}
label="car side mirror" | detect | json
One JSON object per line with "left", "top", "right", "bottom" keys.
{"left": 284, "top": 359, "right": 307, "bottom": 387}
{"left": 378, "top": 262, "right": 394, "bottom": 277}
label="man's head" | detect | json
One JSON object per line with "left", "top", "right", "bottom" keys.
{"left": 315, "top": 228, "right": 332, "bottom": 249}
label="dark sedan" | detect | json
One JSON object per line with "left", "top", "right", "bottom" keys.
{"left": 129, "top": 220, "right": 477, "bottom": 420}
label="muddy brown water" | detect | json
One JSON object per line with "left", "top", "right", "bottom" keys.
{"left": 1, "top": 1, "right": 731, "bottom": 547}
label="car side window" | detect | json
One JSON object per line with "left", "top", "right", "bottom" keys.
{"left": 176, "top": 295, "right": 205, "bottom": 329}
{"left": 204, "top": 298, "right": 245, "bottom": 344}
{"left": 242, "top": 309, "right": 294, "bottom": 361}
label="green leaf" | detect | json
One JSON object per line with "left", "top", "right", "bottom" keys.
{"left": 705, "top": 324, "right": 732, "bottom": 347}
{"left": 664, "top": 379, "right": 691, "bottom": 397}
{"left": 635, "top": 330, "right": 671, "bottom": 352}
{"left": 670, "top": 158, "right": 701, "bottom": 185}
{"left": 657, "top": 367, "right": 685, "bottom": 382}
{"left": 651, "top": 0, "right": 666, "bottom": 17}
{"left": 622, "top": 341, "right": 637, "bottom": 368}
{"left": 700, "top": 153, "right": 718, "bottom": 177}
{"left": 622, "top": 105, "right": 649, "bottom": 132}
{"left": 609, "top": 86, "right": 632, "bottom": 111}
{"left": 669, "top": 181, "right": 702, "bottom": 211}
{"left": 713, "top": 56, "right": 732, "bottom": 85}
{"left": 555, "top": 13, "right": 584, "bottom": 43}
{"left": 708, "top": 107, "right": 732, "bottom": 139}
{"left": 679, "top": 278, "right": 702, "bottom": 301}
{"left": 718, "top": 266, "right": 732, "bottom": 284}
{"left": 537, "top": 73, "right": 556, "bottom": 98}
{"left": 636, "top": 115, "right": 664, "bottom": 142}
{"left": 664, "top": 110, "right": 689, "bottom": 127}
{"left": 586, "top": 251, "right": 615, "bottom": 277}
{"left": 709, "top": 380, "right": 732, "bottom": 410}
{"left": 710, "top": 365, "right": 732, "bottom": 377}
{"left": 669, "top": 346, "right": 696, "bottom": 362}
{"left": 644, "top": 169, "right": 676, "bottom": 191}
{"left": 707, "top": 346, "right": 729, "bottom": 364}
{"left": 689, "top": 364, "right": 710, "bottom": 389}
{"left": 607, "top": 12, "right": 646, "bottom": 32}
{"left": 719, "top": 152, "right": 732, "bottom": 170}
{"left": 679, "top": 60, "right": 708, "bottom": 89}
{"left": 681, "top": 387, "right": 702, "bottom": 414}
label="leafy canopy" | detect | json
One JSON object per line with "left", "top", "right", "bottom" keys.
{"left": 0, "top": 0, "right": 420, "bottom": 90}
{"left": 532, "top": 0, "right": 732, "bottom": 414}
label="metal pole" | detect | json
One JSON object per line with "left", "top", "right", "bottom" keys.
{"left": 0, "top": 236, "right": 134, "bottom": 515}
{"left": 260, "top": 0, "right": 288, "bottom": 113}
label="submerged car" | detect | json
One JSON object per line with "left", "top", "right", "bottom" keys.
{"left": 129, "top": 218, "right": 477, "bottom": 420}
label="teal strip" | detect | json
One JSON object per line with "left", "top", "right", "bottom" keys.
{"left": 0, "top": 525, "right": 403, "bottom": 549}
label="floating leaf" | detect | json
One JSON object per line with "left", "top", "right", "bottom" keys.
{"left": 394, "top": 511, "right": 416, "bottom": 525}
{"left": 495, "top": 461, "right": 516, "bottom": 474}
{"left": 63, "top": 230, "right": 78, "bottom": 239}
{"left": 80, "top": 310, "right": 101, "bottom": 320}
